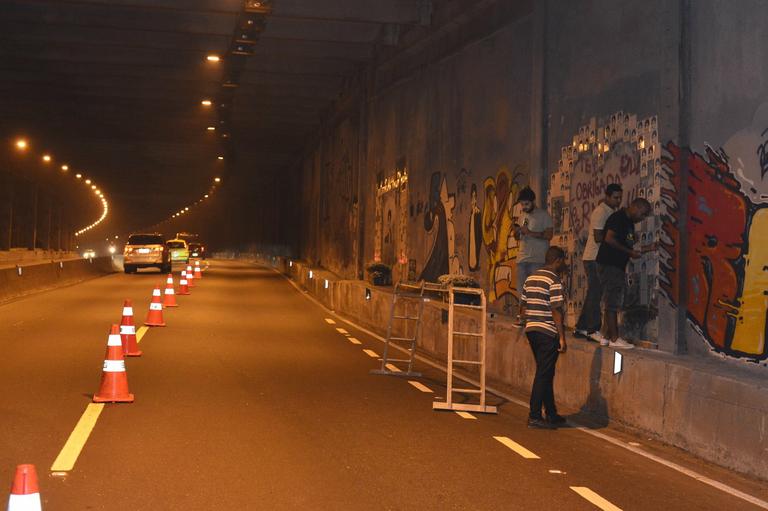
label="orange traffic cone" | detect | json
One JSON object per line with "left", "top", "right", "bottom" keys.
{"left": 145, "top": 286, "right": 166, "bottom": 327}
{"left": 194, "top": 260, "right": 203, "bottom": 280}
{"left": 186, "top": 265, "right": 195, "bottom": 288}
{"left": 120, "top": 299, "right": 142, "bottom": 357}
{"left": 163, "top": 274, "right": 178, "bottom": 308}
{"left": 7, "top": 464, "right": 41, "bottom": 511}
{"left": 178, "top": 270, "right": 190, "bottom": 295}
{"left": 93, "top": 325, "right": 134, "bottom": 403}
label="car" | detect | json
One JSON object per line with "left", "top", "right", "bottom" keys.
{"left": 166, "top": 239, "right": 189, "bottom": 264}
{"left": 188, "top": 242, "right": 206, "bottom": 260}
{"left": 123, "top": 233, "right": 171, "bottom": 274}
{"left": 83, "top": 249, "right": 96, "bottom": 259}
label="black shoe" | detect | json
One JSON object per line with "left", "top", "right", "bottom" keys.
{"left": 527, "top": 417, "right": 556, "bottom": 429}
{"left": 546, "top": 414, "right": 567, "bottom": 426}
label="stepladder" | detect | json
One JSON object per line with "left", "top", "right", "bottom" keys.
{"left": 370, "top": 281, "right": 435, "bottom": 378}
{"left": 432, "top": 286, "right": 498, "bottom": 414}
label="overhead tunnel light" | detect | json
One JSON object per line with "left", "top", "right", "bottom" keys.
{"left": 244, "top": 0, "right": 273, "bottom": 14}
{"left": 201, "top": 99, "right": 212, "bottom": 106}
{"left": 42, "top": 154, "right": 51, "bottom": 162}
{"left": 206, "top": 55, "right": 221, "bottom": 62}
{"left": 15, "top": 138, "right": 28, "bottom": 150}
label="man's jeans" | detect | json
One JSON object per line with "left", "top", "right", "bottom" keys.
{"left": 527, "top": 330, "right": 560, "bottom": 419}
{"left": 517, "top": 261, "right": 543, "bottom": 314}
{"left": 575, "top": 260, "right": 603, "bottom": 333}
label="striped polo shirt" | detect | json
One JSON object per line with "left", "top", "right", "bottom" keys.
{"left": 521, "top": 268, "right": 565, "bottom": 337}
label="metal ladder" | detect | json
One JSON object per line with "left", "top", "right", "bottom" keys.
{"left": 432, "top": 286, "right": 498, "bottom": 414}
{"left": 370, "top": 281, "right": 431, "bottom": 378}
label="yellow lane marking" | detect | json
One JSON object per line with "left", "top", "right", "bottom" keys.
{"left": 324, "top": 318, "right": 336, "bottom": 324}
{"left": 408, "top": 381, "right": 433, "bottom": 393}
{"left": 570, "top": 487, "right": 622, "bottom": 511}
{"left": 336, "top": 327, "right": 349, "bottom": 334}
{"left": 455, "top": 411, "right": 477, "bottom": 420}
{"left": 348, "top": 337, "right": 362, "bottom": 345}
{"left": 136, "top": 326, "right": 149, "bottom": 343}
{"left": 384, "top": 363, "right": 401, "bottom": 373}
{"left": 50, "top": 403, "right": 104, "bottom": 473}
{"left": 363, "top": 349, "right": 379, "bottom": 358}
{"left": 493, "top": 436, "right": 540, "bottom": 459}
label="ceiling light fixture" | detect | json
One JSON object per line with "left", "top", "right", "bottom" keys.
{"left": 201, "top": 99, "right": 212, "bottom": 106}
{"left": 15, "top": 139, "right": 28, "bottom": 150}
{"left": 42, "top": 154, "right": 52, "bottom": 162}
{"left": 207, "top": 55, "right": 221, "bottom": 62}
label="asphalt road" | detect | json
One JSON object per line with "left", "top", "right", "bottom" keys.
{"left": 0, "top": 260, "right": 765, "bottom": 510}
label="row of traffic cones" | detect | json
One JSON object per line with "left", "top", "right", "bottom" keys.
{"left": 6, "top": 263, "right": 207, "bottom": 509}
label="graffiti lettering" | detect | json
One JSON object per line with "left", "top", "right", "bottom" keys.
{"left": 758, "top": 127, "right": 768, "bottom": 179}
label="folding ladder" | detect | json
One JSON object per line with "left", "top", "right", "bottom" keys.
{"left": 370, "top": 281, "right": 431, "bottom": 378}
{"left": 432, "top": 286, "right": 498, "bottom": 414}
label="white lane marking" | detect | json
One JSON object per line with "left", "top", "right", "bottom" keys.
{"left": 324, "top": 318, "right": 336, "bottom": 324}
{"left": 493, "top": 436, "right": 540, "bottom": 459}
{"left": 455, "top": 411, "right": 477, "bottom": 420}
{"left": 347, "top": 337, "right": 362, "bottom": 345}
{"left": 363, "top": 349, "right": 379, "bottom": 358}
{"left": 408, "top": 381, "right": 433, "bottom": 393}
{"left": 549, "top": 470, "right": 565, "bottom": 474}
{"left": 278, "top": 267, "right": 768, "bottom": 510}
{"left": 570, "top": 487, "right": 623, "bottom": 511}
{"left": 385, "top": 363, "right": 401, "bottom": 373}
{"left": 628, "top": 442, "right": 641, "bottom": 447}
{"left": 336, "top": 327, "right": 349, "bottom": 334}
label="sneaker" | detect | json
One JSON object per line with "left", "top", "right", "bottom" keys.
{"left": 609, "top": 338, "right": 635, "bottom": 349}
{"left": 589, "top": 331, "right": 610, "bottom": 346}
{"left": 527, "top": 417, "right": 556, "bottom": 429}
{"left": 546, "top": 414, "right": 567, "bottom": 426}
{"left": 574, "top": 329, "right": 589, "bottom": 338}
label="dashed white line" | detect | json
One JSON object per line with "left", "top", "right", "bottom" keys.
{"left": 363, "top": 349, "right": 379, "bottom": 358}
{"left": 408, "top": 381, "right": 433, "bottom": 393}
{"left": 570, "top": 487, "right": 622, "bottom": 511}
{"left": 324, "top": 318, "right": 336, "bottom": 324}
{"left": 385, "top": 363, "right": 401, "bottom": 373}
{"left": 347, "top": 337, "right": 362, "bottom": 345}
{"left": 493, "top": 436, "right": 540, "bottom": 459}
{"left": 455, "top": 411, "right": 477, "bottom": 420}
{"left": 336, "top": 327, "right": 349, "bottom": 334}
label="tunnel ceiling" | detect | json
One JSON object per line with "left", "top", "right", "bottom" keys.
{"left": 0, "top": 0, "right": 434, "bottom": 234}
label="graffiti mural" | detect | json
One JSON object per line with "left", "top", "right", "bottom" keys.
{"left": 481, "top": 165, "right": 526, "bottom": 303}
{"left": 661, "top": 102, "right": 768, "bottom": 360}
{"left": 374, "top": 166, "right": 409, "bottom": 281}
{"left": 549, "top": 112, "right": 662, "bottom": 338}
{"left": 419, "top": 172, "right": 461, "bottom": 282}
{"left": 468, "top": 183, "right": 482, "bottom": 272}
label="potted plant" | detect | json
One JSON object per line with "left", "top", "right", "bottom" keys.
{"left": 365, "top": 262, "right": 392, "bottom": 286}
{"left": 438, "top": 274, "right": 482, "bottom": 305}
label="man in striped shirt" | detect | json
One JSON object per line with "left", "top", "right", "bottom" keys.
{"left": 520, "top": 246, "right": 568, "bottom": 429}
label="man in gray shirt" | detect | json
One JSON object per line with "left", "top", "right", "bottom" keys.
{"left": 514, "top": 187, "right": 553, "bottom": 326}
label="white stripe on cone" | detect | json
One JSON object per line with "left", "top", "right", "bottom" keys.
{"left": 107, "top": 334, "right": 122, "bottom": 347}
{"left": 120, "top": 325, "right": 135, "bottom": 335}
{"left": 7, "top": 493, "right": 42, "bottom": 511}
{"left": 103, "top": 360, "right": 126, "bottom": 372}
{"left": 150, "top": 303, "right": 162, "bottom": 311}
{"left": 122, "top": 307, "right": 133, "bottom": 316}
{"left": 164, "top": 288, "right": 174, "bottom": 295}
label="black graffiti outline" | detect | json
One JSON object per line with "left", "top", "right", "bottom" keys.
{"left": 758, "top": 127, "right": 768, "bottom": 179}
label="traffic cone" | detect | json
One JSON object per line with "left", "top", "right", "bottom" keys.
{"left": 7, "top": 464, "right": 41, "bottom": 511}
{"left": 194, "top": 261, "right": 202, "bottom": 280}
{"left": 186, "top": 265, "right": 195, "bottom": 288}
{"left": 178, "top": 270, "right": 190, "bottom": 296}
{"left": 163, "top": 274, "right": 178, "bottom": 308}
{"left": 145, "top": 286, "right": 166, "bottom": 327}
{"left": 120, "top": 299, "right": 142, "bottom": 357}
{"left": 93, "top": 325, "right": 134, "bottom": 403}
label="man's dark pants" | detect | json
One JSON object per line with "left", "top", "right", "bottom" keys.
{"left": 526, "top": 330, "right": 560, "bottom": 419}
{"left": 575, "top": 260, "right": 603, "bottom": 333}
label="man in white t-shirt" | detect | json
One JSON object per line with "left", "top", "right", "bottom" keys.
{"left": 575, "top": 184, "right": 623, "bottom": 344}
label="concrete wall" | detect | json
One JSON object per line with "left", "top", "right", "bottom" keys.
{"left": 248, "top": 254, "right": 768, "bottom": 481}
{"left": 284, "top": 0, "right": 768, "bottom": 363}
{"left": 0, "top": 256, "right": 117, "bottom": 304}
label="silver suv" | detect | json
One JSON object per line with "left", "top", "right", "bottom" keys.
{"left": 123, "top": 233, "right": 171, "bottom": 273}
